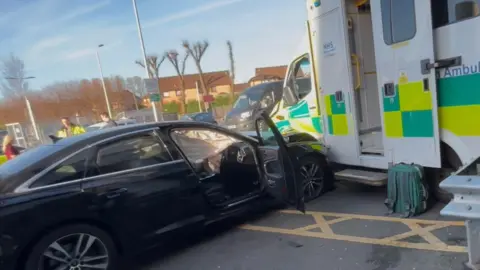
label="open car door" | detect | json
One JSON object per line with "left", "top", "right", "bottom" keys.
{"left": 254, "top": 110, "right": 305, "bottom": 213}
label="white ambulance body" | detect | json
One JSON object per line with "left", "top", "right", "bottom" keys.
{"left": 281, "top": 0, "right": 480, "bottom": 200}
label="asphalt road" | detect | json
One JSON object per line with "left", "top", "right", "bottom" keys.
{"left": 135, "top": 183, "right": 469, "bottom": 270}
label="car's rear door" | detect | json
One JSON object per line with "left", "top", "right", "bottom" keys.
{"left": 81, "top": 129, "right": 205, "bottom": 249}
{"left": 254, "top": 111, "right": 305, "bottom": 212}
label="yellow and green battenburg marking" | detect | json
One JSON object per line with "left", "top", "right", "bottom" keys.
{"left": 382, "top": 81, "right": 434, "bottom": 138}
{"left": 324, "top": 94, "right": 348, "bottom": 135}
{"left": 437, "top": 73, "right": 480, "bottom": 136}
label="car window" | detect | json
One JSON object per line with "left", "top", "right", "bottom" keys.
{"left": 170, "top": 128, "right": 254, "bottom": 177}
{"left": 94, "top": 132, "right": 173, "bottom": 175}
{"left": 0, "top": 144, "right": 66, "bottom": 178}
{"left": 30, "top": 153, "right": 87, "bottom": 188}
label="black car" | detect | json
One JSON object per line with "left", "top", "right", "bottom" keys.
{"left": 0, "top": 112, "right": 332, "bottom": 270}
{"left": 180, "top": 112, "right": 217, "bottom": 124}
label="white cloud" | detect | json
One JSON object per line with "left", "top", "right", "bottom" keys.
{"left": 64, "top": 48, "right": 95, "bottom": 60}
{"left": 143, "top": 0, "right": 244, "bottom": 28}
{"left": 26, "top": 0, "right": 111, "bottom": 33}
{"left": 63, "top": 41, "right": 122, "bottom": 61}
{"left": 30, "top": 36, "right": 70, "bottom": 53}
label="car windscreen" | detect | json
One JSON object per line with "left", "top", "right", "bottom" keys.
{"left": 232, "top": 89, "right": 265, "bottom": 111}
{"left": 0, "top": 144, "right": 64, "bottom": 178}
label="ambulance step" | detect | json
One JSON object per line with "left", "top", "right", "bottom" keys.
{"left": 335, "top": 169, "right": 387, "bottom": 186}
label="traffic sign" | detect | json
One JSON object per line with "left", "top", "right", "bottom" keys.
{"left": 144, "top": 78, "right": 159, "bottom": 94}
{"left": 149, "top": 93, "right": 161, "bottom": 102}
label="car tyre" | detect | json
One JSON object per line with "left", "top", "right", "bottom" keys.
{"left": 299, "top": 155, "right": 335, "bottom": 202}
{"left": 24, "top": 224, "right": 119, "bottom": 270}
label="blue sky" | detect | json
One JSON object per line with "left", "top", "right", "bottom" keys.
{"left": 0, "top": 0, "right": 307, "bottom": 90}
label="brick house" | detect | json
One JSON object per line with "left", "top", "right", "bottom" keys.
{"left": 157, "top": 71, "right": 233, "bottom": 104}
{"left": 248, "top": 65, "right": 288, "bottom": 86}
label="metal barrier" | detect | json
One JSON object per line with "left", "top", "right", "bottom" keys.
{"left": 440, "top": 156, "right": 480, "bottom": 270}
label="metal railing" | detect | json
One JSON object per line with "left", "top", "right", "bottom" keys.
{"left": 440, "top": 156, "right": 480, "bottom": 270}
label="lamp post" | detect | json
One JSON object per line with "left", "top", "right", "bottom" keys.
{"left": 132, "top": 0, "right": 162, "bottom": 122}
{"left": 95, "top": 44, "right": 113, "bottom": 118}
{"left": 4, "top": 76, "right": 40, "bottom": 141}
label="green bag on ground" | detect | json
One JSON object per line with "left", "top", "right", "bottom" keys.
{"left": 385, "top": 163, "right": 429, "bottom": 218}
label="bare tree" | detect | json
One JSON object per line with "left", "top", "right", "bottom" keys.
{"left": 182, "top": 40, "right": 209, "bottom": 95}
{"left": 1, "top": 53, "right": 29, "bottom": 99}
{"left": 134, "top": 55, "right": 166, "bottom": 78}
{"left": 226, "top": 40, "right": 235, "bottom": 100}
{"left": 166, "top": 50, "right": 189, "bottom": 113}
{"left": 125, "top": 76, "right": 145, "bottom": 110}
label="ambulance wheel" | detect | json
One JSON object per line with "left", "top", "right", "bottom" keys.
{"left": 432, "top": 144, "right": 461, "bottom": 203}
{"left": 432, "top": 168, "right": 454, "bottom": 204}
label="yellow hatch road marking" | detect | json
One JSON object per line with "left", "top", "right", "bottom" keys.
{"left": 239, "top": 210, "right": 466, "bottom": 253}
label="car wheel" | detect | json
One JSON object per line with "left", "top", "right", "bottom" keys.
{"left": 24, "top": 224, "right": 119, "bottom": 270}
{"left": 299, "top": 155, "right": 334, "bottom": 202}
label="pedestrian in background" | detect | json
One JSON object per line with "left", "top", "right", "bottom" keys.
{"left": 100, "top": 112, "right": 118, "bottom": 129}
{"left": 57, "top": 117, "right": 86, "bottom": 138}
{"left": 2, "top": 135, "right": 18, "bottom": 160}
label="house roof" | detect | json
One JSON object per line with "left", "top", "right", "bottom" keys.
{"left": 248, "top": 65, "right": 288, "bottom": 83}
{"left": 233, "top": 83, "right": 249, "bottom": 93}
{"left": 158, "top": 70, "right": 232, "bottom": 93}
{"left": 255, "top": 65, "right": 288, "bottom": 78}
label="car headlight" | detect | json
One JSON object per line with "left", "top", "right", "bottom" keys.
{"left": 240, "top": 111, "right": 252, "bottom": 119}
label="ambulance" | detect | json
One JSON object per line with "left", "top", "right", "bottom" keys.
{"left": 271, "top": 0, "right": 480, "bottom": 202}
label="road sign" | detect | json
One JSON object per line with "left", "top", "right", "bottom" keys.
{"left": 149, "top": 93, "right": 161, "bottom": 102}
{"left": 203, "top": 95, "right": 214, "bottom": 103}
{"left": 143, "top": 78, "right": 159, "bottom": 94}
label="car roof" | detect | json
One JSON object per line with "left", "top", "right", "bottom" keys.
{"left": 54, "top": 121, "right": 233, "bottom": 146}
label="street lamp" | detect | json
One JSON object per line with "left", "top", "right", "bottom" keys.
{"left": 95, "top": 44, "right": 113, "bottom": 118}
{"left": 4, "top": 76, "right": 40, "bottom": 141}
{"left": 132, "top": 0, "right": 163, "bottom": 122}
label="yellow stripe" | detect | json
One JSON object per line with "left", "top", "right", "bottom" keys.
{"left": 398, "top": 81, "right": 432, "bottom": 111}
{"left": 332, "top": 114, "right": 348, "bottom": 135}
{"left": 290, "top": 118, "right": 317, "bottom": 133}
{"left": 325, "top": 95, "right": 332, "bottom": 115}
{"left": 384, "top": 111, "right": 403, "bottom": 137}
{"left": 439, "top": 105, "right": 480, "bottom": 136}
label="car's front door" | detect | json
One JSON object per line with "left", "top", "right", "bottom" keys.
{"left": 254, "top": 111, "right": 305, "bottom": 212}
{"left": 81, "top": 129, "right": 205, "bottom": 248}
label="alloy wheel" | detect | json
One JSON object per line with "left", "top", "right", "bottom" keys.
{"left": 300, "top": 162, "right": 324, "bottom": 201}
{"left": 40, "top": 233, "right": 109, "bottom": 270}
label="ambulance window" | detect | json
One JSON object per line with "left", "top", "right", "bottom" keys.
{"left": 381, "top": 0, "right": 416, "bottom": 45}
{"left": 284, "top": 55, "right": 312, "bottom": 107}
{"left": 432, "top": 0, "right": 480, "bottom": 28}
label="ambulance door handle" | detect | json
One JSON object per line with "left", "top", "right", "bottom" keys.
{"left": 420, "top": 56, "right": 462, "bottom": 75}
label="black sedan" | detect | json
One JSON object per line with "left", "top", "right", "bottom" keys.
{"left": 0, "top": 112, "right": 332, "bottom": 270}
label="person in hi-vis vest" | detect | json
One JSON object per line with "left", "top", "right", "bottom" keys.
{"left": 57, "top": 117, "right": 86, "bottom": 138}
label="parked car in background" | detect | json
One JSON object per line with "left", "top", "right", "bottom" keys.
{"left": 0, "top": 112, "right": 332, "bottom": 270}
{"left": 224, "top": 81, "right": 283, "bottom": 132}
{"left": 180, "top": 112, "right": 217, "bottom": 124}
{"left": 85, "top": 118, "right": 137, "bottom": 132}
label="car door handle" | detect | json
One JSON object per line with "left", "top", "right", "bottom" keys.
{"left": 104, "top": 188, "right": 128, "bottom": 199}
